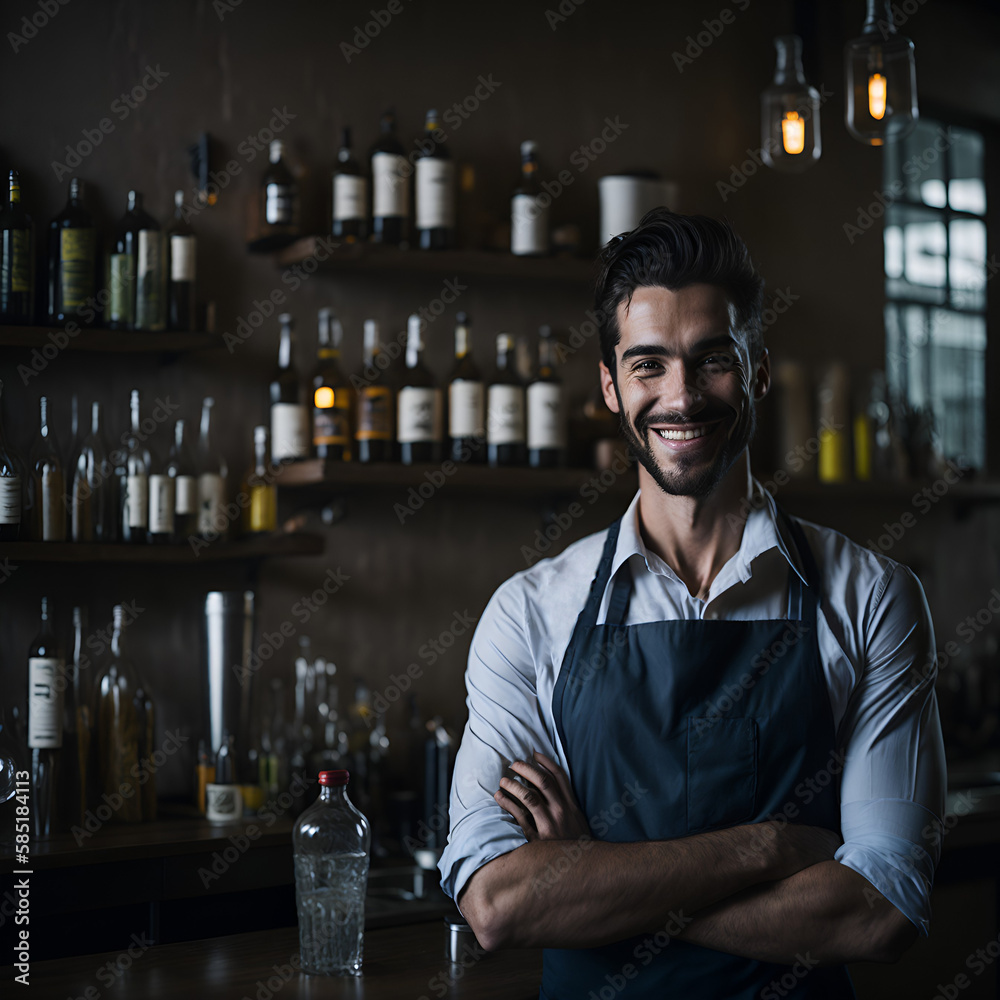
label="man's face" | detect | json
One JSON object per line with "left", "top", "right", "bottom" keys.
{"left": 599, "top": 284, "right": 769, "bottom": 498}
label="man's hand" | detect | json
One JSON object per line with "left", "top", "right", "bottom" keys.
{"left": 494, "top": 750, "right": 592, "bottom": 841}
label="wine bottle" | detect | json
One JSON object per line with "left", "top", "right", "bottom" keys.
{"left": 0, "top": 379, "right": 23, "bottom": 539}
{"left": 64, "top": 605, "right": 92, "bottom": 829}
{"left": 511, "top": 141, "right": 549, "bottom": 257}
{"left": 197, "top": 397, "right": 228, "bottom": 539}
{"left": 355, "top": 319, "right": 395, "bottom": 463}
{"left": 0, "top": 170, "right": 35, "bottom": 325}
{"left": 398, "top": 314, "right": 442, "bottom": 464}
{"left": 370, "top": 109, "right": 409, "bottom": 246}
{"left": 71, "top": 401, "right": 110, "bottom": 543}
{"left": 448, "top": 312, "right": 485, "bottom": 464}
{"left": 415, "top": 109, "right": 456, "bottom": 251}
{"left": 332, "top": 127, "right": 368, "bottom": 242}
{"left": 528, "top": 325, "right": 566, "bottom": 467}
{"left": 147, "top": 429, "right": 176, "bottom": 545}
{"left": 244, "top": 425, "right": 277, "bottom": 534}
{"left": 260, "top": 139, "right": 299, "bottom": 244}
{"left": 270, "top": 313, "right": 310, "bottom": 464}
{"left": 29, "top": 395, "right": 66, "bottom": 541}
{"left": 107, "top": 191, "right": 140, "bottom": 330}
{"left": 117, "top": 389, "right": 150, "bottom": 543}
{"left": 47, "top": 177, "right": 97, "bottom": 324}
{"left": 167, "top": 190, "right": 197, "bottom": 332}
{"left": 487, "top": 334, "right": 526, "bottom": 467}
{"left": 134, "top": 194, "right": 166, "bottom": 332}
{"left": 312, "top": 308, "right": 354, "bottom": 461}
{"left": 28, "top": 597, "right": 64, "bottom": 838}
{"left": 168, "top": 419, "right": 198, "bottom": 540}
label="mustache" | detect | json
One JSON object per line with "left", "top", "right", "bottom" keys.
{"left": 636, "top": 409, "right": 731, "bottom": 433}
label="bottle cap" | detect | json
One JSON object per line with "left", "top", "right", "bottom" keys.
{"left": 521, "top": 140, "right": 538, "bottom": 157}
{"left": 319, "top": 770, "right": 350, "bottom": 786}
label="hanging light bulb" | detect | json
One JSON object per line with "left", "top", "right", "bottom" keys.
{"left": 761, "top": 35, "right": 822, "bottom": 172}
{"left": 845, "top": 0, "right": 917, "bottom": 145}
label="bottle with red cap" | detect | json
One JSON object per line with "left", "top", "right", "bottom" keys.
{"left": 293, "top": 769, "right": 371, "bottom": 976}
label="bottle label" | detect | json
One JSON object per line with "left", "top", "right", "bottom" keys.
{"left": 356, "top": 386, "right": 393, "bottom": 440}
{"left": 29, "top": 657, "right": 65, "bottom": 749}
{"left": 487, "top": 385, "right": 526, "bottom": 445}
{"left": 416, "top": 159, "right": 456, "bottom": 229}
{"left": 148, "top": 474, "right": 175, "bottom": 533}
{"left": 198, "top": 472, "right": 225, "bottom": 534}
{"left": 127, "top": 472, "right": 148, "bottom": 528}
{"left": 41, "top": 466, "right": 65, "bottom": 541}
{"left": 333, "top": 175, "right": 368, "bottom": 222}
{"left": 175, "top": 475, "right": 198, "bottom": 515}
{"left": 266, "top": 183, "right": 295, "bottom": 225}
{"left": 10, "top": 229, "right": 30, "bottom": 293}
{"left": 398, "top": 386, "right": 443, "bottom": 444}
{"left": 271, "top": 403, "right": 310, "bottom": 461}
{"left": 170, "top": 234, "right": 196, "bottom": 282}
{"left": 59, "top": 228, "right": 96, "bottom": 308}
{"left": 511, "top": 194, "right": 549, "bottom": 256}
{"left": 0, "top": 476, "right": 21, "bottom": 525}
{"left": 528, "top": 382, "right": 566, "bottom": 449}
{"left": 449, "top": 381, "right": 484, "bottom": 438}
{"left": 109, "top": 253, "right": 135, "bottom": 324}
{"left": 135, "top": 230, "right": 166, "bottom": 331}
{"left": 372, "top": 152, "right": 409, "bottom": 219}
{"left": 313, "top": 405, "right": 350, "bottom": 447}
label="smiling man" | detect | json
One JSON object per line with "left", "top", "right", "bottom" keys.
{"left": 438, "top": 209, "right": 946, "bottom": 999}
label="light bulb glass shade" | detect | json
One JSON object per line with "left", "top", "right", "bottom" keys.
{"left": 845, "top": 32, "right": 917, "bottom": 145}
{"left": 761, "top": 36, "right": 822, "bottom": 172}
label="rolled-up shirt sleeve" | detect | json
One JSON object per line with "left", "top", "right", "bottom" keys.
{"left": 834, "top": 562, "right": 947, "bottom": 935}
{"left": 438, "top": 576, "right": 559, "bottom": 908}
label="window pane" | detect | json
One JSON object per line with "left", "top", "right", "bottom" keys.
{"left": 895, "top": 119, "right": 948, "bottom": 206}
{"left": 949, "top": 218, "right": 987, "bottom": 310}
{"left": 949, "top": 128, "right": 987, "bottom": 215}
{"left": 885, "top": 205, "right": 948, "bottom": 304}
{"left": 929, "top": 312, "right": 986, "bottom": 468}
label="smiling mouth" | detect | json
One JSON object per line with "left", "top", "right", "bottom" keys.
{"left": 649, "top": 420, "right": 722, "bottom": 442}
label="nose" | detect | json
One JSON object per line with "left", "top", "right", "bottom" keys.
{"left": 658, "top": 360, "right": 704, "bottom": 417}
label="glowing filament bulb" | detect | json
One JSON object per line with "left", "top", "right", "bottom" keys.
{"left": 314, "top": 386, "right": 335, "bottom": 408}
{"left": 781, "top": 111, "right": 805, "bottom": 155}
{"left": 868, "top": 73, "right": 887, "bottom": 119}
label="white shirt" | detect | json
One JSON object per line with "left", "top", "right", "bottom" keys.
{"left": 439, "top": 481, "right": 947, "bottom": 934}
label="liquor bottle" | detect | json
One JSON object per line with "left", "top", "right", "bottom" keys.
{"left": 270, "top": 313, "right": 310, "bottom": 464}
{"left": 244, "top": 425, "right": 277, "bottom": 534}
{"left": 260, "top": 139, "right": 299, "bottom": 244}
{"left": 117, "top": 389, "right": 150, "bottom": 543}
{"left": 528, "top": 325, "right": 566, "bottom": 467}
{"left": 147, "top": 430, "right": 176, "bottom": 545}
{"left": 398, "top": 314, "right": 442, "bottom": 464}
{"left": 29, "top": 395, "right": 67, "bottom": 541}
{"left": 71, "top": 401, "right": 110, "bottom": 543}
{"left": 370, "top": 109, "right": 409, "bottom": 246}
{"left": 448, "top": 312, "right": 485, "bottom": 464}
{"left": 511, "top": 141, "right": 549, "bottom": 257}
{"left": 167, "top": 190, "right": 197, "bottom": 332}
{"left": 332, "top": 127, "right": 368, "bottom": 242}
{"left": 64, "top": 606, "right": 92, "bottom": 829}
{"left": 0, "top": 379, "right": 23, "bottom": 539}
{"left": 168, "top": 419, "right": 198, "bottom": 540}
{"left": 313, "top": 308, "right": 354, "bottom": 461}
{"left": 197, "top": 397, "right": 228, "bottom": 539}
{"left": 67, "top": 392, "right": 82, "bottom": 473}
{"left": 107, "top": 191, "right": 140, "bottom": 330}
{"left": 0, "top": 170, "right": 34, "bottom": 325}
{"left": 487, "top": 334, "right": 526, "bottom": 467}
{"left": 28, "top": 597, "right": 64, "bottom": 838}
{"left": 355, "top": 320, "right": 395, "bottom": 463}
{"left": 415, "top": 109, "right": 456, "bottom": 251}
{"left": 134, "top": 194, "right": 167, "bottom": 332}
{"left": 47, "top": 177, "right": 97, "bottom": 324}
{"left": 94, "top": 605, "right": 143, "bottom": 823}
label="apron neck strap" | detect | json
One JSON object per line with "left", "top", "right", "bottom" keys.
{"left": 776, "top": 505, "right": 820, "bottom": 624}
{"left": 574, "top": 517, "right": 623, "bottom": 632}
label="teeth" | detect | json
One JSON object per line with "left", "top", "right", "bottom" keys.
{"left": 654, "top": 425, "right": 711, "bottom": 441}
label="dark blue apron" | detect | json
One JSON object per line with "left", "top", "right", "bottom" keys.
{"left": 542, "top": 507, "right": 856, "bottom": 999}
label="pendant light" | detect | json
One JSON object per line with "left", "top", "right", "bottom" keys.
{"left": 761, "top": 36, "right": 822, "bottom": 172}
{"left": 845, "top": 0, "right": 918, "bottom": 145}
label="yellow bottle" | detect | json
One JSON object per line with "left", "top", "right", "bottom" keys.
{"left": 243, "top": 425, "right": 277, "bottom": 534}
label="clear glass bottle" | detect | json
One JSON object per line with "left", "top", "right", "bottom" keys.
{"left": 293, "top": 769, "right": 371, "bottom": 976}
{"left": 71, "top": 401, "right": 110, "bottom": 543}
{"left": 487, "top": 333, "right": 526, "bottom": 467}
{"left": 29, "top": 395, "right": 66, "bottom": 541}
{"left": 117, "top": 389, "right": 150, "bottom": 543}
{"left": 147, "top": 429, "right": 176, "bottom": 545}
{"left": 197, "top": 397, "right": 228, "bottom": 539}
{"left": 270, "top": 313, "right": 310, "bottom": 464}
{"left": 0, "top": 378, "right": 23, "bottom": 540}
{"left": 63, "top": 606, "right": 93, "bottom": 829}
{"left": 132, "top": 193, "right": 166, "bottom": 333}
{"left": 397, "top": 314, "right": 442, "bottom": 464}
{"left": 28, "top": 597, "right": 64, "bottom": 839}
{"left": 448, "top": 312, "right": 485, "bottom": 464}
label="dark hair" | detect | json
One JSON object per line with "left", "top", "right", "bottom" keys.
{"left": 594, "top": 208, "right": 765, "bottom": 375}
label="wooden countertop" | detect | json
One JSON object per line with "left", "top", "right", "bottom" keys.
{"left": 24, "top": 920, "right": 543, "bottom": 999}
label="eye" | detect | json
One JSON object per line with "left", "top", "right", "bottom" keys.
{"left": 632, "top": 359, "right": 663, "bottom": 374}
{"left": 701, "top": 354, "right": 733, "bottom": 369}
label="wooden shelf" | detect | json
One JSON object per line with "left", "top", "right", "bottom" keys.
{"left": 276, "top": 236, "right": 596, "bottom": 284}
{"left": 0, "top": 324, "right": 222, "bottom": 352}
{"left": 0, "top": 531, "right": 324, "bottom": 563}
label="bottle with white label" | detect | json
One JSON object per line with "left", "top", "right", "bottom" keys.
{"left": 270, "top": 313, "right": 311, "bottom": 463}
{"left": 398, "top": 314, "right": 443, "bottom": 464}
{"left": 528, "top": 325, "right": 566, "bottom": 467}
{"left": 107, "top": 190, "right": 139, "bottom": 330}
{"left": 511, "top": 141, "right": 549, "bottom": 257}
{"left": 197, "top": 397, "right": 228, "bottom": 539}
{"left": 448, "top": 312, "right": 485, "bottom": 464}
{"left": 370, "top": 109, "right": 409, "bottom": 246}
{"left": 169, "top": 419, "right": 198, "bottom": 541}
{"left": 332, "top": 127, "right": 368, "bottom": 243}
{"left": 487, "top": 334, "right": 526, "bottom": 467}
{"left": 117, "top": 389, "right": 150, "bottom": 543}
{"left": 29, "top": 395, "right": 66, "bottom": 542}
{"left": 415, "top": 109, "right": 456, "bottom": 251}
{"left": 0, "top": 378, "right": 23, "bottom": 539}
{"left": 132, "top": 192, "right": 167, "bottom": 332}
{"left": 258, "top": 140, "right": 300, "bottom": 247}
{"left": 71, "top": 401, "right": 110, "bottom": 543}
{"left": 167, "top": 189, "right": 197, "bottom": 332}
{"left": 29, "top": 596, "right": 64, "bottom": 838}
{"left": 147, "top": 430, "right": 176, "bottom": 546}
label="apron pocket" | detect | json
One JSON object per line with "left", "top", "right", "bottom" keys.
{"left": 687, "top": 717, "right": 758, "bottom": 833}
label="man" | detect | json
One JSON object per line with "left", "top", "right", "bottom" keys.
{"left": 438, "top": 209, "right": 946, "bottom": 999}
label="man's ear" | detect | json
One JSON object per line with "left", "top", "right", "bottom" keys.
{"left": 754, "top": 349, "right": 771, "bottom": 403}
{"left": 599, "top": 361, "right": 620, "bottom": 413}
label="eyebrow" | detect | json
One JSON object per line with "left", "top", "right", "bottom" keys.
{"left": 619, "top": 335, "right": 737, "bottom": 364}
